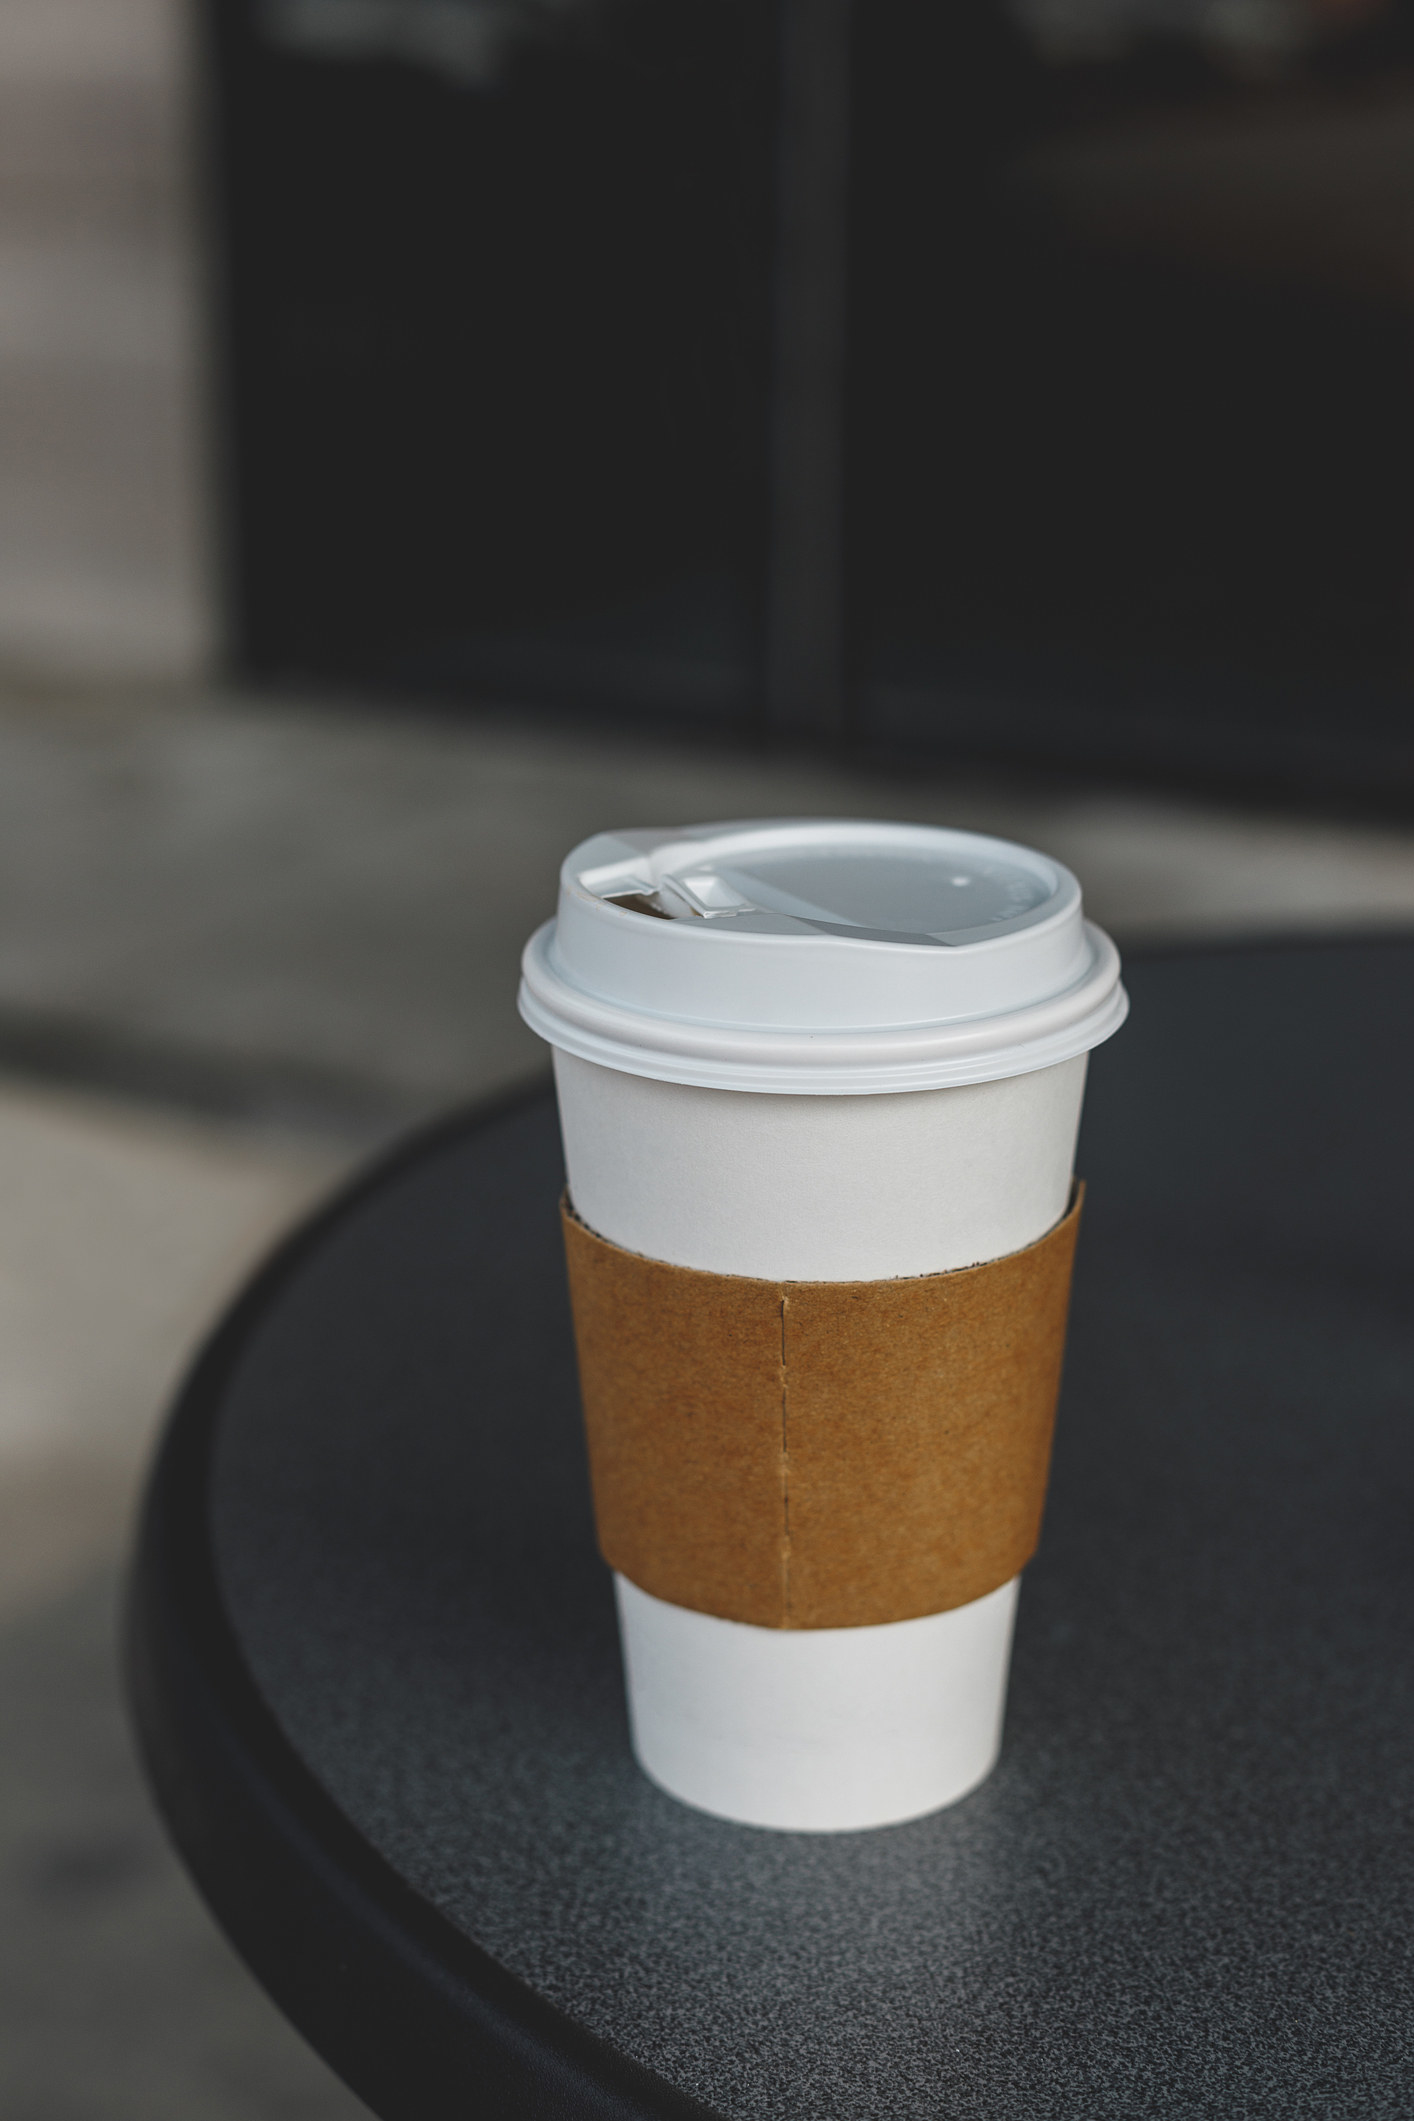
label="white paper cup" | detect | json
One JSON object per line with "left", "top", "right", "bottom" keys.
{"left": 520, "top": 820, "right": 1125, "bottom": 1831}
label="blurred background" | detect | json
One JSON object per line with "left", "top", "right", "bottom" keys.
{"left": 3, "top": 0, "right": 1414, "bottom": 2112}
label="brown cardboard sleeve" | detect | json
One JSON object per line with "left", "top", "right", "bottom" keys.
{"left": 561, "top": 1185, "right": 1083, "bottom": 1630}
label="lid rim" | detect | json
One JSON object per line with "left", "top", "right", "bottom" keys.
{"left": 520, "top": 922, "right": 1127, "bottom": 1094}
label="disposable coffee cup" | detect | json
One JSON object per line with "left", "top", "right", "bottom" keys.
{"left": 520, "top": 819, "right": 1126, "bottom": 1832}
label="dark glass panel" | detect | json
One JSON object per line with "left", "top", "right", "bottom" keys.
{"left": 847, "top": 0, "right": 1414, "bottom": 800}
{"left": 211, "top": 0, "right": 777, "bottom": 721}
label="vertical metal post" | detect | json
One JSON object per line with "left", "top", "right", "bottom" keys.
{"left": 764, "top": 0, "right": 853, "bottom": 741}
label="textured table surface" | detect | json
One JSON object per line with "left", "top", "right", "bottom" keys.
{"left": 131, "top": 942, "right": 1414, "bottom": 2119}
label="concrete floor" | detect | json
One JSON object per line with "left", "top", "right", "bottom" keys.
{"left": 2, "top": 1568, "right": 373, "bottom": 2121}
{"left": 5, "top": 680, "right": 1414, "bottom": 1132}
{"left": 0, "top": 680, "right": 1412, "bottom": 2116}
{"left": 0, "top": 1068, "right": 355, "bottom": 2119}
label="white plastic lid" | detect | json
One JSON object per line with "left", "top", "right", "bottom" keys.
{"left": 519, "top": 819, "right": 1127, "bottom": 1094}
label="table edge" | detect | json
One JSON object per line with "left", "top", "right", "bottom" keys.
{"left": 123, "top": 1077, "right": 725, "bottom": 2121}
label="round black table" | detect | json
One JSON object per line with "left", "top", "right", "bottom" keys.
{"left": 127, "top": 942, "right": 1414, "bottom": 2120}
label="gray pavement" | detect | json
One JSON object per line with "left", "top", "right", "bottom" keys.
{"left": 0, "top": 1075, "right": 357, "bottom": 2119}
{"left": 4, "top": 681, "right": 1414, "bottom": 1135}
{"left": 1, "top": 1568, "right": 367, "bottom": 2120}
